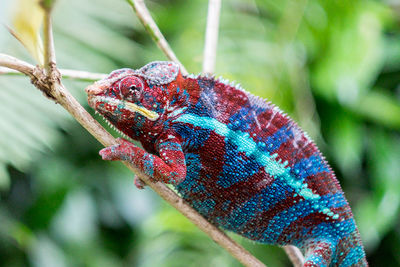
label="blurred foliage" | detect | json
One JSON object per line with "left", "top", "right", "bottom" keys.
{"left": 10, "top": 0, "right": 44, "bottom": 66}
{"left": 0, "top": 0, "right": 400, "bottom": 266}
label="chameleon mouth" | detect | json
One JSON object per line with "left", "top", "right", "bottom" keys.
{"left": 90, "top": 95, "right": 160, "bottom": 121}
{"left": 94, "top": 110, "right": 133, "bottom": 142}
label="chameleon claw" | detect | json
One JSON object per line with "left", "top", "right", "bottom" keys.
{"left": 99, "top": 145, "right": 120, "bottom": 161}
{"left": 115, "top": 137, "right": 127, "bottom": 144}
{"left": 99, "top": 138, "right": 138, "bottom": 161}
{"left": 134, "top": 174, "right": 146, "bottom": 189}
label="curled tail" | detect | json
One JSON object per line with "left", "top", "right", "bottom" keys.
{"left": 303, "top": 224, "right": 368, "bottom": 266}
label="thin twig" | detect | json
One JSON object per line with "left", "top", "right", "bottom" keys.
{"left": 40, "top": 2, "right": 61, "bottom": 102}
{"left": 43, "top": 9, "right": 56, "bottom": 75}
{"left": 276, "top": 0, "right": 318, "bottom": 142}
{"left": 125, "top": 0, "right": 187, "bottom": 75}
{"left": 0, "top": 54, "right": 35, "bottom": 76}
{"left": 0, "top": 66, "right": 19, "bottom": 75}
{"left": 58, "top": 69, "right": 106, "bottom": 81}
{"left": 0, "top": 67, "right": 106, "bottom": 81}
{"left": 202, "top": 0, "right": 221, "bottom": 74}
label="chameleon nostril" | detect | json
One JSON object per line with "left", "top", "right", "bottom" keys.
{"left": 85, "top": 84, "right": 94, "bottom": 95}
{"left": 85, "top": 84, "right": 105, "bottom": 95}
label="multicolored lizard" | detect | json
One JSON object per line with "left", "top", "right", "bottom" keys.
{"left": 85, "top": 61, "right": 367, "bottom": 266}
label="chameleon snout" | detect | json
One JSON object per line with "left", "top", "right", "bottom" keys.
{"left": 85, "top": 83, "right": 107, "bottom": 95}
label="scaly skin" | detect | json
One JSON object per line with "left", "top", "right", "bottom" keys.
{"left": 85, "top": 61, "right": 367, "bottom": 266}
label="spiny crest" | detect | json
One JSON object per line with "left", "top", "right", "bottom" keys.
{"left": 191, "top": 73, "right": 336, "bottom": 190}
{"left": 194, "top": 74, "right": 269, "bottom": 110}
{"left": 207, "top": 74, "right": 297, "bottom": 125}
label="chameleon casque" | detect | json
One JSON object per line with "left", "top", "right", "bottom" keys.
{"left": 85, "top": 61, "right": 367, "bottom": 266}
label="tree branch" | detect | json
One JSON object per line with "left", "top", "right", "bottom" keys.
{"left": 202, "top": 0, "right": 221, "bottom": 74}
{"left": 125, "top": 0, "right": 188, "bottom": 75}
{"left": 0, "top": 54, "right": 35, "bottom": 76}
{"left": 57, "top": 69, "right": 107, "bottom": 81}
{"left": 283, "top": 245, "right": 305, "bottom": 267}
{"left": 0, "top": 54, "right": 266, "bottom": 267}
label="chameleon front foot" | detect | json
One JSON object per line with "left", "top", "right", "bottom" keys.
{"left": 100, "top": 139, "right": 149, "bottom": 189}
{"left": 99, "top": 137, "right": 186, "bottom": 186}
{"left": 100, "top": 139, "right": 148, "bottom": 188}
{"left": 99, "top": 138, "right": 137, "bottom": 162}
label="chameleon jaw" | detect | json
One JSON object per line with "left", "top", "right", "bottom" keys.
{"left": 90, "top": 95, "right": 160, "bottom": 121}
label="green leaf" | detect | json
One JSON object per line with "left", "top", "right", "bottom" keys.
{"left": 354, "top": 90, "right": 400, "bottom": 129}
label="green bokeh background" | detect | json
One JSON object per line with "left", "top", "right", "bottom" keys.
{"left": 0, "top": 0, "right": 399, "bottom": 266}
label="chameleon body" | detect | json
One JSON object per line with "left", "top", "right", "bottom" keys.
{"left": 85, "top": 61, "right": 367, "bottom": 266}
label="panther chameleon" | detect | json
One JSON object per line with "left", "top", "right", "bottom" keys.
{"left": 85, "top": 61, "right": 367, "bottom": 266}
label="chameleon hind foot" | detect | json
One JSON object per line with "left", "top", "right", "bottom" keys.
{"left": 133, "top": 174, "right": 146, "bottom": 189}
{"left": 303, "top": 240, "right": 333, "bottom": 267}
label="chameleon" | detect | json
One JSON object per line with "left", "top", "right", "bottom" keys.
{"left": 85, "top": 61, "right": 367, "bottom": 266}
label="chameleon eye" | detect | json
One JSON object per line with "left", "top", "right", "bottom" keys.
{"left": 118, "top": 76, "right": 143, "bottom": 101}
{"left": 129, "top": 85, "right": 139, "bottom": 92}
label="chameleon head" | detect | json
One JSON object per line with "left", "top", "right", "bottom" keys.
{"left": 85, "top": 61, "right": 180, "bottom": 139}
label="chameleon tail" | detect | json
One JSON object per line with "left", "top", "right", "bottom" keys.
{"left": 330, "top": 228, "right": 368, "bottom": 267}
{"left": 303, "top": 229, "right": 368, "bottom": 266}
